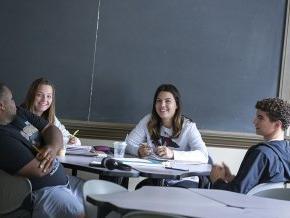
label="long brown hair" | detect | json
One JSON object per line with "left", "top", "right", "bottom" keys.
{"left": 23, "top": 78, "right": 56, "bottom": 123}
{"left": 147, "top": 84, "right": 183, "bottom": 145}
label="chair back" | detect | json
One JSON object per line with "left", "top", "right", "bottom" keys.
{"left": 253, "top": 188, "right": 290, "bottom": 201}
{"left": 247, "top": 182, "right": 286, "bottom": 196}
{"left": 198, "top": 155, "right": 213, "bottom": 189}
{"left": 0, "top": 169, "right": 32, "bottom": 215}
{"left": 83, "top": 179, "right": 127, "bottom": 218}
{"left": 207, "top": 155, "right": 213, "bottom": 165}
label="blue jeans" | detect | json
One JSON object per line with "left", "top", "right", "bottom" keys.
{"left": 32, "top": 176, "right": 84, "bottom": 218}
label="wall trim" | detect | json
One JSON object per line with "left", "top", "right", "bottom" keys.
{"left": 62, "top": 119, "right": 263, "bottom": 149}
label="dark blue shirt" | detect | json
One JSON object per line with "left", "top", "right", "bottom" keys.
{"left": 212, "top": 140, "right": 290, "bottom": 193}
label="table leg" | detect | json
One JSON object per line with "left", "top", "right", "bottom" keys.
{"left": 99, "top": 175, "right": 129, "bottom": 189}
{"left": 121, "top": 177, "right": 129, "bottom": 188}
{"left": 72, "top": 169, "right": 77, "bottom": 176}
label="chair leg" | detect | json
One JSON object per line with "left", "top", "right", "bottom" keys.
{"left": 97, "top": 205, "right": 113, "bottom": 218}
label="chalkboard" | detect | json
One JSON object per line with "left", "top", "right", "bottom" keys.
{"left": 0, "top": 0, "right": 287, "bottom": 133}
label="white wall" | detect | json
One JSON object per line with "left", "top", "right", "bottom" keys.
{"left": 207, "top": 147, "right": 247, "bottom": 174}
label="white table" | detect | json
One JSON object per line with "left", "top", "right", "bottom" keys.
{"left": 87, "top": 186, "right": 290, "bottom": 218}
{"left": 59, "top": 155, "right": 211, "bottom": 178}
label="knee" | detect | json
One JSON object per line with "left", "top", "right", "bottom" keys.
{"left": 62, "top": 202, "right": 84, "bottom": 218}
{"left": 33, "top": 199, "right": 84, "bottom": 218}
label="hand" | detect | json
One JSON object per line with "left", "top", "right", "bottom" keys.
{"left": 155, "top": 146, "right": 174, "bottom": 159}
{"left": 210, "top": 164, "right": 226, "bottom": 183}
{"left": 68, "top": 136, "right": 77, "bottom": 144}
{"left": 138, "top": 143, "right": 152, "bottom": 158}
{"left": 36, "top": 146, "right": 57, "bottom": 173}
{"left": 222, "top": 162, "right": 235, "bottom": 182}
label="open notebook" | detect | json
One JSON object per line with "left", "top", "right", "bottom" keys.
{"left": 66, "top": 145, "right": 107, "bottom": 157}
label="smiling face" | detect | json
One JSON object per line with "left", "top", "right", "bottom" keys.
{"left": 253, "top": 109, "right": 281, "bottom": 140}
{"left": 155, "top": 91, "right": 178, "bottom": 127}
{"left": 33, "top": 84, "right": 53, "bottom": 116}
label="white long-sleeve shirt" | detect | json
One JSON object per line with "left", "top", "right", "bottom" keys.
{"left": 126, "top": 114, "right": 208, "bottom": 163}
{"left": 54, "top": 116, "right": 81, "bottom": 146}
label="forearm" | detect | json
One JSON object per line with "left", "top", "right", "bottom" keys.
{"left": 126, "top": 130, "right": 147, "bottom": 156}
{"left": 55, "top": 117, "right": 81, "bottom": 145}
{"left": 126, "top": 142, "right": 140, "bottom": 156}
{"left": 17, "top": 158, "right": 51, "bottom": 178}
{"left": 41, "top": 124, "right": 63, "bottom": 151}
{"left": 126, "top": 115, "right": 150, "bottom": 156}
{"left": 211, "top": 178, "right": 245, "bottom": 193}
{"left": 182, "top": 125, "right": 208, "bottom": 162}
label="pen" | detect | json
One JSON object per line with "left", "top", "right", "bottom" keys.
{"left": 165, "top": 166, "right": 189, "bottom": 171}
{"left": 32, "top": 145, "right": 41, "bottom": 153}
{"left": 72, "top": 130, "right": 79, "bottom": 137}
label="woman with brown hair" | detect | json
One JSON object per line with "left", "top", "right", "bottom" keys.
{"left": 22, "top": 78, "right": 81, "bottom": 146}
{"left": 126, "top": 84, "right": 208, "bottom": 188}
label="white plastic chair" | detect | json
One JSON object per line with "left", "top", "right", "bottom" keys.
{"left": 246, "top": 182, "right": 286, "bottom": 196}
{"left": 83, "top": 179, "right": 128, "bottom": 218}
{"left": 0, "top": 169, "right": 32, "bottom": 217}
{"left": 252, "top": 188, "right": 290, "bottom": 201}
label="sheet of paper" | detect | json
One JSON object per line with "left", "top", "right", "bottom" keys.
{"left": 113, "top": 157, "right": 152, "bottom": 163}
{"left": 66, "top": 145, "right": 92, "bottom": 151}
{"left": 147, "top": 153, "right": 169, "bottom": 161}
{"left": 90, "top": 160, "right": 102, "bottom": 165}
{"left": 169, "top": 160, "right": 204, "bottom": 165}
{"left": 66, "top": 145, "right": 107, "bottom": 157}
{"left": 116, "top": 157, "right": 163, "bottom": 167}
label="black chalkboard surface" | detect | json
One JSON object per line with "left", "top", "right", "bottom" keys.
{"left": 0, "top": 0, "right": 287, "bottom": 133}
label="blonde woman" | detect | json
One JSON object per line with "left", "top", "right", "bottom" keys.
{"left": 22, "top": 78, "right": 81, "bottom": 146}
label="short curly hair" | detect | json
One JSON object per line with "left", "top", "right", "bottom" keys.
{"left": 255, "top": 97, "right": 290, "bottom": 130}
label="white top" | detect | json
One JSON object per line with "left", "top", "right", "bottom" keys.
{"left": 126, "top": 114, "right": 208, "bottom": 163}
{"left": 54, "top": 116, "right": 81, "bottom": 146}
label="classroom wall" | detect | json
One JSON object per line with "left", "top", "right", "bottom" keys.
{"left": 207, "top": 147, "right": 246, "bottom": 174}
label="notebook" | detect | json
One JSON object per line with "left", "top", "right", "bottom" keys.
{"left": 66, "top": 145, "right": 107, "bottom": 157}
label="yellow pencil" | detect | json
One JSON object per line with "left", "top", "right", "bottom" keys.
{"left": 32, "top": 145, "right": 41, "bottom": 153}
{"left": 72, "top": 129, "right": 79, "bottom": 137}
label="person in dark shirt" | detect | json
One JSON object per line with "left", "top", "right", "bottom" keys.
{"left": 0, "top": 83, "right": 84, "bottom": 218}
{"left": 210, "top": 97, "right": 290, "bottom": 194}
